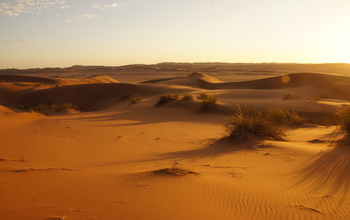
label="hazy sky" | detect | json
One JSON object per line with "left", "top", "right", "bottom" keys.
{"left": 1, "top": 0, "right": 350, "bottom": 69}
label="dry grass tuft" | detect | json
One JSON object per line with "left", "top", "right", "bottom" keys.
{"left": 334, "top": 105, "right": 350, "bottom": 136}
{"left": 18, "top": 102, "right": 78, "bottom": 112}
{"left": 129, "top": 94, "right": 143, "bottom": 104}
{"left": 152, "top": 161, "right": 198, "bottom": 176}
{"left": 200, "top": 94, "right": 217, "bottom": 112}
{"left": 264, "top": 108, "right": 307, "bottom": 125}
{"left": 223, "top": 106, "right": 285, "bottom": 141}
{"left": 197, "top": 92, "right": 210, "bottom": 100}
{"left": 182, "top": 94, "right": 194, "bottom": 101}
{"left": 153, "top": 167, "right": 198, "bottom": 176}
{"left": 155, "top": 92, "right": 179, "bottom": 106}
{"left": 282, "top": 94, "right": 294, "bottom": 100}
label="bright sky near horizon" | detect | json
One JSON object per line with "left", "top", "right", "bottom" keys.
{"left": 1, "top": 0, "right": 350, "bottom": 69}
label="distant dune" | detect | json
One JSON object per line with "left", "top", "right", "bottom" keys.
{"left": 0, "top": 74, "right": 61, "bottom": 84}
{"left": 215, "top": 72, "right": 350, "bottom": 89}
{"left": 143, "top": 72, "right": 350, "bottom": 101}
{"left": 1, "top": 71, "right": 350, "bottom": 112}
{"left": 142, "top": 71, "right": 223, "bottom": 88}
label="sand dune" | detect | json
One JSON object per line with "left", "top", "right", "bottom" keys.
{"left": 215, "top": 72, "right": 350, "bottom": 89}
{"left": 142, "top": 71, "right": 223, "bottom": 88}
{"left": 0, "top": 74, "right": 120, "bottom": 86}
{"left": 143, "top": 72, "right": 350, "bottom": 101}
{"left": 1, "top": 67, "right": 350, "bottom": 220}
{"left": 18, "top": 83, "right": 196, "bottom": 111}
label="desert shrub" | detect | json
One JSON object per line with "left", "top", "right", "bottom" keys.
{"left": 282, "top": 94, "right": 294, "bottom": 100}
{"left": 120, "top": 94, "right": 130, "bottom": 101}
{"left": 223, "top": 106, "right": 285, "bottom": 141}
{"left": 334, "top": 105, "right": 350, "bottom": 135}
{"left": 311, "top": 93, "right": 328, "bottom": 102}
{"left": 182, "top": 94, "right": 194, "bottom": 101}
{"left": 129, "top": 94, "right": 143, "bottom": 104}
{"left": 155, "top": 92, "right": 179, "bottom": 106}
{"left": 264, "top": 108, "right": 307, "bottom": 125}
{"left": 200, "top": 95, "right": 217, "bottom": 112}
{"left": 153, "top": 167, "right": 198, "bottom": 176}
{"left": 153, "top": 161, "right": 198, "bottom": 176}
{"left": 19, "top": 102, "right": 78, "bottom": 112}
{"left": 197, "top": 92, "right": 210, "bottom": 100}
{"left": 34, "top": 82, "right": 54, "bottom": 87}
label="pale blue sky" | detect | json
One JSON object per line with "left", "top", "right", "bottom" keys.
{"left": 1, "top": 0, "right": 350, "bottom": 69}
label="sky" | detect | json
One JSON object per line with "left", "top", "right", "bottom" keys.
{"left": 1, "top": 0, "right": 350, "bottom": 69}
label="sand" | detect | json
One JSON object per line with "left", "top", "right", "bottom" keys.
{"left": 1, "top": 65, "right": 350, "bottom": 220}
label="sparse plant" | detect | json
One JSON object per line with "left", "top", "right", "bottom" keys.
{"left": 120, "top": 94, "right": 130, "bottom": 101}
{"left": 334, "top": 105, "right": 350, "bottom": 136}
{"left": 153, "top": 161, "right": 198, "bottom": 176}
{"left": 18, "top": 102, "right": 78, "bottom": 113}
{"left": 311, "top": 93, "right": 328, "bottom": 102}
{"left": 282, "top": 94, "right": 294, "bottom": 100}
{"left": 197, "top": 92, "right": 210, "bottom": 100}
{"left": 200, "top": 95, "right": 217, "bottom": 112}
{"left": 264, "top": 108, "right": 307, "bottom": 125}
{"left": 182, "top": 94, "right": 194, "bottom": 101}
{"left": 223, "top": 106, "right": 285, "bottom": 141}
{"left": 155, "top": 92, "right": 179, "bottom": 106}
{"left": 34, "top": 82, "right": 53, "bottom": 87}
{"left": 129, "top": 94, "right": 143, "bottom": 104}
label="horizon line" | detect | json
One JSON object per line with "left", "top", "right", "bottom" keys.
{"left": 2, "top": 62, "right": 350, "bottom": 70}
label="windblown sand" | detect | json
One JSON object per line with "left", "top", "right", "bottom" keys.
{"left": 1, "top": 68, "right": 350, "bottom": 219}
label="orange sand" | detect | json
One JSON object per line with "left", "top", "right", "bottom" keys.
{"left": 1, "top": 67, "right": 350, "bottom": 220}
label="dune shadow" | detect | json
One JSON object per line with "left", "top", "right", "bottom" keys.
{"left": 61, "top": 102, "right": 212, "bottom": 126}
{"left": 292, "top": 137, "right": 350, "bottom": 206}
{"left": 81, "top": 138, "right": 268, "bottom": 172}
{"left": 153, "top": 137, "right": 269, "bottom": 162}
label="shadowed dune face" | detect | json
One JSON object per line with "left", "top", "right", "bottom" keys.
{"left": 0, "top": 74, "right": 120, "bottom": 86}
{"left": 292, "top": 138, "right": 350, "bottom": 208}
{"left": 0, "top": 74, "right": 60, "bottom": 84}
{"left": 142, "top": 72, "right": 350, "bottom": 100}
{"left": 19, "top": 83, "right": 195, "bottom": 111}
{"left": 297, "top": 143, "right": 350, "bottom": 191}
{"left": 210, "top": 72, "right": 350, "bottom": 90}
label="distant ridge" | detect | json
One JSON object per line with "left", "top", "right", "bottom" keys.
{"left": 142, "top": 71, "right": 222, "bottom": 88}
{"left": 1, "top": 63, "right": 350, "bottom": 77}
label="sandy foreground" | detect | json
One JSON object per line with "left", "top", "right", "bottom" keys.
{"left": 0, "top": 68, "right": 350, "bottom": 220}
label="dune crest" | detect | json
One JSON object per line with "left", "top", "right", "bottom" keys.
{"left": 186, "top": 72, "right": 223, "bottom": 83}
{"left": 142, "top": 71, "right": 222, "bottom": 88}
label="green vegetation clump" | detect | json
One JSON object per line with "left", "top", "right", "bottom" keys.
{"left": 200, "top": 94, "right": 217, "bottom": 112}
{"left": 129, "top": 94, "right": 143, "bottom": 104}
{"left": 155, "top": 92, "right": 179, "bottom": 106}
{"left": 223, "top": 106, "right": 285, "bottom": 141}
{"left": 334, "top": 105, "right": 350, "bottom": 135}
{"left": 264, "top": 108, "right": 307, "bottom": 125}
